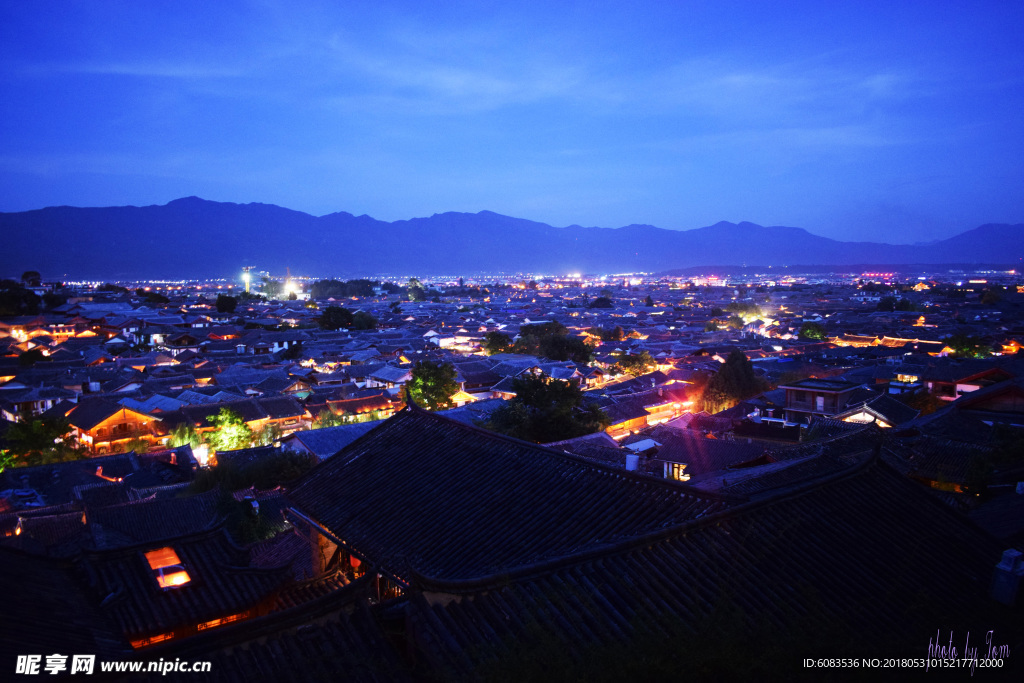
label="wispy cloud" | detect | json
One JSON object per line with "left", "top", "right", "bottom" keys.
{"left": 20, "top": 61, "right": 245, "bottom": 80}
{"left": 318, "top": 31, "right": 584, "bottom": 114}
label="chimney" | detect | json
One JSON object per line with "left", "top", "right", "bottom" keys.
{"left": 625, "top": 453, "right": 640, "bottom": 472}
{"left": 991, "top": 549, "right": 1024, "bottom": 606}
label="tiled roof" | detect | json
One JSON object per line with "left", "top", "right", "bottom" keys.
{"left": 644, "top": 427, "right": 765, "bottom": 476}
{"left": 287, "top": 406, "right": 733, "bottom": 582}
{"left": 403, "top": 457, "right": 1015, "bottom": 675}
{"left": 0, "top": 547, "right": 124, "bottom": 661}
{"left": 81, "top": 526, "right": 290, "bottom": 638}
{"left": 283, "top": 422, "right": 384, "bottom": 459}
{"left": 86, "top": 487, "right": 222, "bottom": 550}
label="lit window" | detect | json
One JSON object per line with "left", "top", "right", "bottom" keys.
{"left": 669, "top": 463, "right": 690, "bottom": 481}
{"left": 197, "top": 612, "right": 248, "bottom": 631}
{"left": 145, "top": 547, "right": 191, "bottom": 589}
{"left": 130, "top": 632, "right": 174, "bottom": 649}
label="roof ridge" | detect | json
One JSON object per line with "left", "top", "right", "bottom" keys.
{"left": 399, "top": 405, "right": 741, "bottom": 502}
{"left": 410, "top": 446, "right": 884, "bottom": 594}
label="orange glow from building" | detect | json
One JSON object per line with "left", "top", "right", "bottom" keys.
{"left": 146, "top": 547, "right": 192, "bottom": 588}
{"left": 196, "top": 612, "right": 248, "bottom": 631}
{"left": 130, "top": 633, "right": 174, "bottom": 649}
{"left": 157, "top": 569, "right": 191, "bottom": 589}
{"left": 145, "top": 547, "right": 181, "bottom": 569}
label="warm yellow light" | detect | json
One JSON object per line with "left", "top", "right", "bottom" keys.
{"left": 157, "top": 569, "right": 191, "bottom": 589}
{"left": 145, "top": 547, "right": 182, "bottom": 570}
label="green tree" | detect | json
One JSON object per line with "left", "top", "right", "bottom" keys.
{"left": 618, "top": 351, "right": 656, "bottom": 376}
{"left": 207, "top": 408, "right": 254, "bottom": 452}
{"left": 588, "top": 326, "right": 624, "bottom": 342}
{"left": 725, "top": 302, "right": 762, "bottom": 317}
{"left": 319, "top": 305, "right": 354, "bottom": 330}
{"left": 895, "top": 298, "right": 916, "bottom": 311}
{"left": 136, "top": 288, "right": 169, "bottom": 304}
{"left": 310, "top": 278, "right": 378, "bottom": 299}
{"left": 521, "top": 321, "right": 567, "bottom": 337}
{"left": 942, "top": 333, "right": 992, "bottom": 358}
{"left": 407, "top": 360, "right": 459, "bottom": 411}
{"left": 312, "top": 409, "right": 345, "bottom": 429}
{"left": 487, "top": 374, "right": 608, "bottom": 443}
{"left": 4, "top": 418, "right": 83, "bottom": 466}
{"left": 124, "top": 436, "right": 150, "bottom": 454}
{"left": 876, "top": 296, "right": 897, "bottom": 312}
{"left": 980, "top": 288, "right": 1002, "bottom": 306}
{"left": 42, "top": 291, "right": 67, "bottom": 309}
{"left": 798, "top": 322, "right": 827, "bottom": 340}
{"left": 701, "top": 350, "right": 765, "bottom": 414}
{"left": 216, "top": 294, "right": 238, "bottom": 313}
{"left": 484, "top": 331, "right": 513, "bottom": 355}
{"left": 261, "top": 277, "right": 282, "bottom": 298}
{"left": 645, "top": 294, "right": 654, "bottom": 307}
{"left": 169, "top": 422, "right": 204, "bottom": 449}
{"left": 100, "top": 283, "right": 129, "bottom": 293}
{"left": 191, "top": 450, "right": 318, "bottom": 495}
{"left": 0, "top": 450, "right": 16, "bottom": 474}
{"left": 726, "top": 315, "right": 745, "bottom": 330}
{"left": 539, "top": 334, "right": 593, "bottom": 363}
{"left": 253, "top": 422, "right": 282, "bottom": 447}
{"left": 588, "top": 296, "right": 614, "bottom": 309}
{"left": 704, "top": 321, "right": 719, "bottom": 332}
{"left": 407, "top": 277, "right": 426, "bottom": 302}
{"left": 18, "top": 348, "right": 49, "bottom": 367}
{"left": 20, "top": 270, "right": 42, "bottom": 287}
{"left": 352, "top": 310, "right": 377, "bottom": 330}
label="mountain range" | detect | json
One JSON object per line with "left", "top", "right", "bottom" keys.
{"left": 1, "top": 196, "right": 1021, "bottom": 279}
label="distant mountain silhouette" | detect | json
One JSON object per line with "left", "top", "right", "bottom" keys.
{"left": 1, "top": 197, "right": 1021, "bottom": 279}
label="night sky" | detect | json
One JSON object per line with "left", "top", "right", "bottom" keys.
{"left": 2, "top": 1, "right": 1022, "bottom": 244}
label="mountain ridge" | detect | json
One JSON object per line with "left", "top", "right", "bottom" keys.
{"left": 1, "top": 197, "right": 1021, "bottom": 279}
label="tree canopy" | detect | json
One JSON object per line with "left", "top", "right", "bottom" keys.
{"left": 701, "top": 350, "right": 765, "bottom": 414}
{"left": 407, "top": 277, "right": 426, "bottom": 302}
{"left": 588, "top": 326, "right": 624, "bottom": 342}
{"left": 3, "top": 418, "right": 83, "bottom": 467}
{"left": 319, "top": 305, "right": 354, "bottom": 330}
{"left": 487, "top": 374, "right": 608, "bottom": 443}
{"left": 877, "top": 296, "right": 916, "bottom": 312}
{"left": 508, "top": 322, "right": 592, "bottom": 362}
{"left": 352, "top": 310, "right": 377, "bottom": 330}
{"left": 215, "top": 294, "right": 238, "bottom": 313}
{"left": 407, "top": 360, "right": 459, "bottom": 411}
{"left": 617, "top": 351, "right": 656, "bottom": 376}
{"left": 309, "top": 278, "right": 379, "bottom": 299}
{"left": 942, "top": 333, "right": 992, "bottom": 358}
{"left": 798, "top": 322, "right": 827, "bottom": 340}
{"left": 484, "top": 331, "right": 513, "bottom": 355}
{"left": 206, "top": 408, "right": 253, "bottom": 452}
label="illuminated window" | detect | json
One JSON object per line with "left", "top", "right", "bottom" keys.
{"left": 669, "top": 463, "right": 690, "bottom": 481}
{"left": 145, "top": 547, "right": 191, "bottom": 589}
{"left": 196, "top": 612, "right": 249, "bottom": 631}
{"left": 130, "top": 632, "right": 174, "bottom": 649}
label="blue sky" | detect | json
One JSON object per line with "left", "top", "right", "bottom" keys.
{"left": 2, "top": 0, "right": 1022, "bottom": 243}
